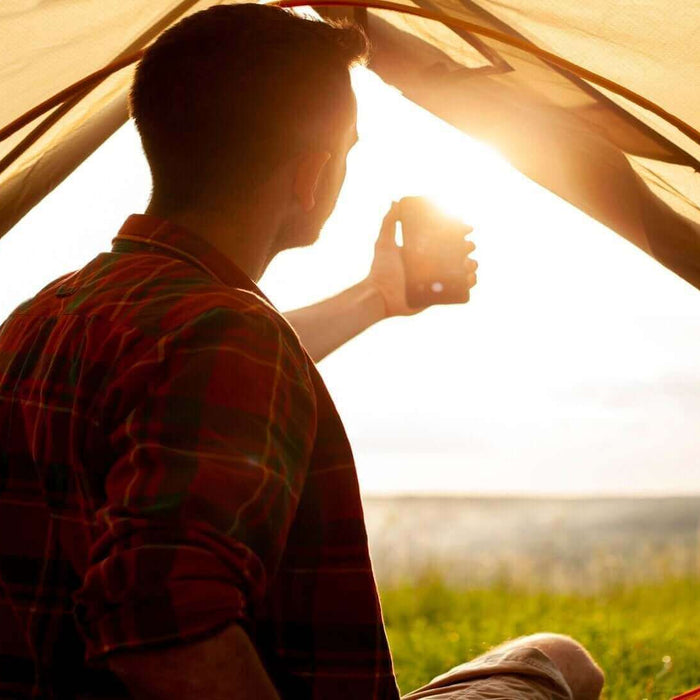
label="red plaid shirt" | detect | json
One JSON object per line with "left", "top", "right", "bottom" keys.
{"left": 0, "top": 214, "right": 398, "bottom": 699}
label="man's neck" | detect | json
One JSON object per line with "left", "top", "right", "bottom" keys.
{"left": 144, "top": 198, "right": 281, "bottom": 282}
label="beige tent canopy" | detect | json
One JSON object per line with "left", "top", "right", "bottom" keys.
{"left": 2, "top": 0, "right": 699, "bottom": 289}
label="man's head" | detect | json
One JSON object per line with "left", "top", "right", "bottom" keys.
{"left": 130, "top": 4, "right": 367, "bottom": 249}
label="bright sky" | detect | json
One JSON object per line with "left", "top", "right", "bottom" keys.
{"left": 1, "top": 67, "right": 699, "bottom": 496}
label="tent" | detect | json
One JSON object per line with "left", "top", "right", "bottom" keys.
{"left": 1, "top": 0, "right": 699, "bottom": 290}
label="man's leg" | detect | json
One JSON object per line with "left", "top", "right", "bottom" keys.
{"left": 486, "top": 633, "right": 604, "bottom": 700}
{"left": 402, "top": 631, "right": 604, "bottom": 700}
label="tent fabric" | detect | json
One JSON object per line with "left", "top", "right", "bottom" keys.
{"left": 0, "top": 0, "right": 225, "bottom": 236}
{"left": 1, "top": 1, "right": 699, "bottom": 289}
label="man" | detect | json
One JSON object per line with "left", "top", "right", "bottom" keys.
{"left": 0, "top": 4, "right": 604, "bottom": 698}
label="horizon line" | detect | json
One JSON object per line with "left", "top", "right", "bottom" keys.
{"left": 361, "top": 490, "right": 700, "bottom": 500}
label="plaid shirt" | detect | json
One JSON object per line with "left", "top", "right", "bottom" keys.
{"left": 0, "top": 214, "right": 398, "bottom": 699}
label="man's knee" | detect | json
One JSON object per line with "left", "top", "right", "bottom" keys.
{"left": 522, "top": 633, "right": 604, "bottom": 700}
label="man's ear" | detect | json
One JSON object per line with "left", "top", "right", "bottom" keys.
{"left": 293, "top": 150, "right": 331, "bottom": 212}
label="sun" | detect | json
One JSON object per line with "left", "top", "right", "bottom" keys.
{"left": 349, "top": 65, "right": 518, "bottom": 227}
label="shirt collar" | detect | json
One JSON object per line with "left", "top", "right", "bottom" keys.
{"left": 112, "top": 214, "right": 269, "bottom": 302}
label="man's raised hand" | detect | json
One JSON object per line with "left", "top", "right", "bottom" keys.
{"left": 365, "top": 201, "right": 478, "bottom": 317}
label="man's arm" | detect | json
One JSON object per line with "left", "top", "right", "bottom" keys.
{"left": 284, "top": 203, "right": 478, "bottom": 362}
{"left": 283, "top": 278, "right": 387, "bottom": 363}
{"left": 108, "top": 623, "right": 280, "bottom": 700}
{"left": 75, "top": 305, "right": 316, "bottom": 700}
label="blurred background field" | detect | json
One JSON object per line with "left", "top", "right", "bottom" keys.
{"left": 365, "top": 496, "right": 700, "bottom": 699}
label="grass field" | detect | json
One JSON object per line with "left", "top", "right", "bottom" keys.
{"left": 381, "top": 575, "right": 699, "bottom": 700}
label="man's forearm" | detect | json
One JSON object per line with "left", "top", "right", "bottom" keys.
{"left": 108, "top": 623, "right": 280, "bottom": 700}
{"left": 284, "top": 279, "right": 387, "bottom": 362}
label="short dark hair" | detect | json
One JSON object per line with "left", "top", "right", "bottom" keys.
{"left": 130, "top": 4, "right": 369, "bottom": 207}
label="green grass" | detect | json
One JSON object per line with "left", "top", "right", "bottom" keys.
{"left": 380, "top": 575, "right": 699, "bottom": 699}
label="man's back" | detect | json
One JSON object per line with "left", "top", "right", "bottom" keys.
{"left": 0, "top": 216, "right": 397, "bottom": 698}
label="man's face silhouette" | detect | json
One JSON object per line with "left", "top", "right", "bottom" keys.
{"left": 275, "top": 91, "right": 359, "bottom": 253}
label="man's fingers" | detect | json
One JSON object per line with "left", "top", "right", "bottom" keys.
{"left": 464, "top": 251, "right": 478, "bottom": 289}
{"left": 376, "top": 201, "right": 400, "bottom": 249}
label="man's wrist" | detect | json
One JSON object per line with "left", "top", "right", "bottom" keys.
{"left": 359, "top": 278, "right": 390, "bottom": 322}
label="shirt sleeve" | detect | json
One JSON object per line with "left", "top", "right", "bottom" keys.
{"left": 74, "top": 302, "right": 317, "bottom": 659}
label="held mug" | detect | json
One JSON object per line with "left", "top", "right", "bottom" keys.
{"left": 398, "top": 196, "right": 471, "bottom": 309}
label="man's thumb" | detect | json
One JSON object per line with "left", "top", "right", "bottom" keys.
{"left": 376, "top": 201, "right": 400, "bottom": 248}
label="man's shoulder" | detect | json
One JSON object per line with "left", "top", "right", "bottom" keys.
{"left": 193, "top": 286, "right": 304, "bottom": 346}
{"left": 2, "top": 254, "right": 310, "bottom": 385}
{"left": 31, "top": 252, "right": 306, "bottom": 361}
{"left": 168, "top": 287, "right": 312, "bottom": 378}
